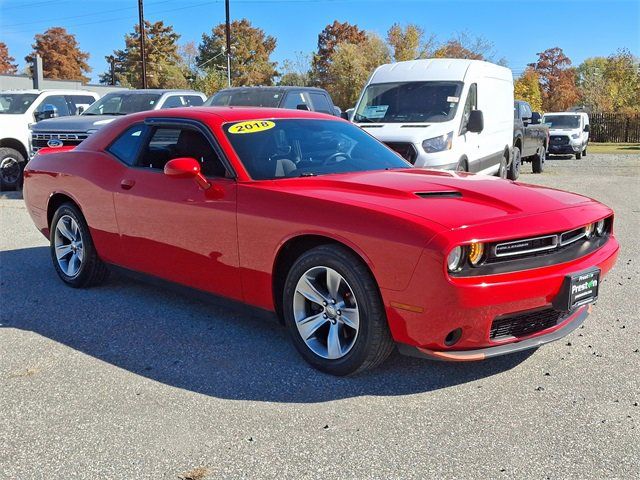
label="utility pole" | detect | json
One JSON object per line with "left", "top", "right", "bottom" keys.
{"left": 110, "top": 57, "right": 116, "bottom": 86}
{"left": 225, "top": 0, "right": 231, "bottom": 87}
{"left": 138, "top": 0, "right": 148, "bottom": 89}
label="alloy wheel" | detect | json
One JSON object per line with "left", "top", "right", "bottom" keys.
{"left": 0, "top": 157, "right": 20, "bottom": 184}
{"left": 54, "top": 215, "right": 84, "bottom": 277}
{"left": 293, "top": 266, "right": 360, "bottom": 360}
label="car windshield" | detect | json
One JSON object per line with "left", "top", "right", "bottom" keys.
{"left": 0, "top": 93, "right": 39, "bottom": 114}
{"left": 224, "top": 119, "right": 410, "bottom": 180}
{"left": 82, "top": 92, "right": 162, "bottom": 115}
{"left": 354, "top": 81, "right": 463, "bottom": 123}
{"left": 206, "top": 89, "right": 282, "bottom": 108}
{"left": 544, "top": 115, "right": 581, "bottom": 129}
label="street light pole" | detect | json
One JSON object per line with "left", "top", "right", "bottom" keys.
{"left": 225, "top": 0, "right": 231, "bottom": 87}
{"left": 138, "top": 0, "right": 148, "bottom": 89}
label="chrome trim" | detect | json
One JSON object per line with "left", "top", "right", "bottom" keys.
{"left": 559, "top": 227, "right": 586, "bottom": 246}
{"left": 494, "top": 234, "right": 558, "bottom": 258}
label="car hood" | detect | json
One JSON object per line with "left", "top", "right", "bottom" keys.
{"left": 271, "top": 168, "right": 594, "bottom": 230}
{"left": 30, "top": 115, "right": 118, "bottom": 132}
{"left": 548, "top": 127, "right": 581, "bottom": 136}
{"left": 357, "top": 122, "right": 450, "bottom": 144}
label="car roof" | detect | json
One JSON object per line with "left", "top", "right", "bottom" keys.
{"left": 213, "top": 86, "right": 329, "bottom": 94}
{"left": 0, "top": 89, "right": 99, "bottom": 95}
{"left": 369, "top": 58, "right": 512, "bottom": 83}
{"left": 100, "top": 89, "right": 205, "bottom": 96}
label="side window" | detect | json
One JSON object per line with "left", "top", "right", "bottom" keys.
{"left": 522, "top": 103, "right": 532, "bottom": 118}
{"left": 35, "top": 95, "right": 70, "bottom": 118}
{"left": 460, "top": 83, "right": 477, "bottom": 133}
{"left": 162, "top": 96, "right": 184, "bottom": 109}
{"left": 183, "top": 95, "right": 204, "bottom": 107}
{"left": 71, "top": 95, "right": 97, "bottom": 114}
{"left": 309, "top": 92, "right": 333, "bottom": 114}
{"left": 107, "top": 124, "right": 146, "bottom": 166}
{"left": 282, "top": 91, "right": 309, "bottom": 110}
{"left": 138, "top": 126, "right": 226, "bottom": 177}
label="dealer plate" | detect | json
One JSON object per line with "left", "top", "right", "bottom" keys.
{"left": 567, "top": 269, "right": 600, "bottom": 310}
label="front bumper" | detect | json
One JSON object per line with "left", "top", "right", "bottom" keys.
{"left": 548, "top": 143, "right": 581, "bottom": 154}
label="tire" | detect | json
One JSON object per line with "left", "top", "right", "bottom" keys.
{"left": 455, "top": 158, "right": 468, "bottom": 172}
{"left": 282, "top": 244, "right": 394, "bottom": 376}
{"left": 507, "top": 146, "right": 521, "bottom": 180}
{"left": 50, "top": 203, "right": 109, "bottom": 288}
{"left": 532, "top": 145, "right": 545, "bottom": 174}
{"left": 583, "top": 145, "right": 587, "bottom": 156}
{"left": 575, "top": 150, "right": 582, "bottom": 159}
{"left": 496, "top": 152, "right": 508, "bottom": 179}
{"left": 0, "top": 147, "right": 25, "bottom": 191}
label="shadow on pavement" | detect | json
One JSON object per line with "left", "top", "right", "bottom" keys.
{"left": 1, "top": 246, "right": 533, "bottom": 403}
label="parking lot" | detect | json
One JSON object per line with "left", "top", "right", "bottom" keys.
{"left": 1, "top": 152, "right": 638, "bottom": 479}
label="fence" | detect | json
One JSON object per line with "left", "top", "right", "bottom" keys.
{"left": 589, "top": 113, "right": 640, "bottom": 143}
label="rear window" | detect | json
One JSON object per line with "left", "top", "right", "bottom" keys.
{"left": 107, "top": 124, "right": 146, "bottom": 165}
{"left": 206, "top": 90, "right": 282, "bottom": 108}
{"left": 309, "top": 92, "right": 333, "bottom": 114}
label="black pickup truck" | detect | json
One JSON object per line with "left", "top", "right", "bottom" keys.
{"left": 510, "top": 100, "right": 549, "bottom": 179}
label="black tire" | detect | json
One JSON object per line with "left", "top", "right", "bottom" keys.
{"left": 507, "top": 146, "right": 521, "bottom": 180}
{"left": 583, "top": 145, "right": 587, "bottom": 156}
{"left": 496, "top": 152, "right": 508, "bottom": 179}
{"left": 282, "top": 244, "right": 394, "bottom": 376}
{"left": 532, "top": 145, "right": 545, "bottom": 173}
{"left": 50, "top": 203, "right": 110, "bottom": 288}
{"left": 455, "top": 157, "right": 468, "bottom": 172}
{"left": 575, "top": 150, "right": 582, "bottom": 159}
{"left": 0, "top": 147, "right": 26, "bottom": 191}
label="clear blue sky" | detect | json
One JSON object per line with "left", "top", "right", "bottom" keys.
{"left": 1, "top": 0, "right": 638, "bottom": 83}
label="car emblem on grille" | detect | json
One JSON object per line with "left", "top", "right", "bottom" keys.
{"left": 47, "top": 139, "right": 64, "bottom": 148}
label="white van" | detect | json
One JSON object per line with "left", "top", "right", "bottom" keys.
{"left": 542, "top": 112, "right": 590, "bottom": 159}
{"left": 352, "top": 59, "right": 514, "bottom": 176}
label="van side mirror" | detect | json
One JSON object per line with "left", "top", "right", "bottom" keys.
{"left": 584, "top": 124, "right": 590, "bottom": 132}
{"left": 531, "top": 112, "right": 541, "bottom": 124}
{"left": 164, "top": 157, "right": 210, "bottom": 190}
{"left": 467, "top": 110, "right": 484, "bottom": 133}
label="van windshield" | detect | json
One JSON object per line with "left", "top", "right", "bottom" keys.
{"left": 354, "top": 81, "right": 463, "bottom": 123}
{"left": 544, "top": 115, "right": 581, "bottom": 129}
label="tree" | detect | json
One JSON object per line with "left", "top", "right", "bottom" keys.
{"left": 311, "top": 20, "right": 366, "bottom": 88}
{"left": 529, "top": 47, "right": 581, "bottom": 111}
{"left": 387, "top": 23, "right": 434, "bottom": 62}
{"left": 197, "top": 19, "right": 277, "bottom": 87}
{"left": 179, "top": 41, "right": 199, "bottom": 85}
{"left": 100, "top": 21, "right": 187, "bottom": 88}
{"left": 432, "top": 32, "right": 504, "bottom": 63}
{"left": 326, "top": 32, "right": 390, "bottom": 110}
{"left": 604, "top": 48, "right": 640, "bottom": 113}
{"left": 577, "top": 57, "right": 612, "bottom": 113}
{"left": 25, "top": 27, "right": 90, "bottom": 82}
{"left": 0, "top": 42, "right": 18, "bottom": 74}
{"left": 514, "top": 68, "right": 543, "bottom": 112}
{"left": 278, "top": 52, "right": 312, "bottom": 86}
{"left": 192, "top": 68, "right": 228, "bottom": 97}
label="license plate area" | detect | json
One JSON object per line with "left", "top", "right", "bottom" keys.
{"left": 554, "top": 268, "right": 600, "bottom": 311}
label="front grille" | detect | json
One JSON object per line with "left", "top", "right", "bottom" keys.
{"left": 550, "top": 135, "right": 569, "bottom": 145}
{"left": 490, "top": 308, "right": 568, "bottom": 340}
{"left": 31, "top": 132, "right": 89, "bottom": 152}
{"left": 384, "top": 142, "right": 418, "bottom": 164}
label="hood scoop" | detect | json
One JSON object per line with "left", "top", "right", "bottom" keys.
{"left": 415, "top": 191, "right": 462, "bottom": 199}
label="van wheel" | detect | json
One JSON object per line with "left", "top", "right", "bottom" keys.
{"left": 455, "top": 158, "right": 468, "bottom": 172}
{"left": 0, "top": 147, "right": 25, "bottom": 191}
{"left": 532, "top": 146, "right": 545, "bottom": 173}
{"left": 507, "top": 146, "right": 521, "bottom": 180}
{"left": 583, "top": 146, "right": 587, "bottom": 156}
{"left": 575, "top": 151, "right": 582, "bottom": 159}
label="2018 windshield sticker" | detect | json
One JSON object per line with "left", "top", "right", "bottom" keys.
{"left": 228, "top": 120, "right": 275, "bottom": 134}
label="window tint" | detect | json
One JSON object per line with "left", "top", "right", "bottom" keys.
{"left": 461, "top": 84, "right": 477, "bottom": 133}
{"left": 522, "top": 103, "right": 532, "bottom": 118}
{"left": 36, "top": 95, "right": 70, "bottom": 117}
{"left": 309, "top": 92, "right": 333, "bottom": 114}
{"left": 183, "top": 95, "right": 204, "bottom": 106}
{"left": 206, "top": 89, "right": 282, "bottom": 107}
{"left": 162, "top": 96, "right": 184, "bottom": 108}
{"left": 108, "top": 124, "right": 146, "bottom": 165}
{"left": 138, "top": 126, "right": 226, "bottom": 177}
{"left": 83, "top": 93, "right": 161, "bottom": 115}
{"left": 282, "top": 91, "right": 309, "bottom": 110}
{"left": 71, "top": 95, "right": 96, "bottom": 114}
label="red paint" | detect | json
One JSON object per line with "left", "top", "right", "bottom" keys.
{"left": 23, "top": 107, "right": 620, "bottom": 356}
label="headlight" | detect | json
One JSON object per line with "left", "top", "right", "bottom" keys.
{"left": 571, "top": 133, "right": 580, "bottom": 139}
{"left": 422, "top": 132, "right": 453, "bottom": 153}
{"left": 468, "top": 242, "right": 484, "bottom": 266}
{"left": 585, "top": 223, "right": 595, "bottom": 238}
{"left": 595, "top": 219, "right": 606, "bottom": 236}
{"left": 447, "top": 246, "right": 464, "bottom": 272}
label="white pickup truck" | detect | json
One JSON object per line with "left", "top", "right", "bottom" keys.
{"left": 0, "top": 89, "right": 99, "bottom": 190}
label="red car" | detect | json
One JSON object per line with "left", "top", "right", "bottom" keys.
{"left": 23, "top": 107, "right": 619, "bottom": 375}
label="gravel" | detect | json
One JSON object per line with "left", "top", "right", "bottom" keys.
{"left": 1, "top": 153, "right": 639, "bottom": 479}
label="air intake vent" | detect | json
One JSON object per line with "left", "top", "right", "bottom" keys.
{"left": 415, "top": 191, "right": 462, "bottom": 198}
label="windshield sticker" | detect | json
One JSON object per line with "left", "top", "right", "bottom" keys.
{"left": 447, "top": 96, "right": 460, "bottom": 103}
{"left": 228, "top": 120, "right": 276, "bottom": 134}
{"left": 362, "top": 105, "right": 388, "bottom": 119}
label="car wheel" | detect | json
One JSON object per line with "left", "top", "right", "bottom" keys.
{"left": 532, "top": 146, "right": 545, "bottom": 174}
{"left": 507, "top": 146, "right": 521, "bottom": 180}
{"left": 583, "top": 145, "right": 587, "bottom": 156}
{"left": 575, "top": 150, "right": 582, "bottom": 159}
{"left": 455, "top": 158, "right": 467, "bottom": 172}
{"left": 50, "top": 203, "right": 110, "bottom": 288}
{"left": 0, "top": 147, "right": 25, "bottom": 191}
{"left": 283, "top": 244, "right": 394, "bottom": 376}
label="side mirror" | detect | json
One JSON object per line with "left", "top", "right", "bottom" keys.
{"left": 296, "top": 104, "right": 309, "bottom": 111}
{"left": 164, "top": 157, "right": 210, "bottom": 190}
{"left": 340, "top": 111, "right": 349, "bottom": 120}
{"left": 584, "top": 124, "right": 590, "bottom": 132}
{"left": 76, "top": 105, "right": 85, "bottom": 115}
{"left": 467, "top": 110, "right": 484, "bottom": 133}
{"left": 531, "top": 112, "right": 541, "bottom": 124}
{"left": 333, "top": 106, "right": 342, "bottom": 117}
{"left": 42, "top": 104, "right": 58, "bottom": 119}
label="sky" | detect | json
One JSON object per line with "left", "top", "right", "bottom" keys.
{"left": 1, "top": 0, "right": 639, "bottom": 83}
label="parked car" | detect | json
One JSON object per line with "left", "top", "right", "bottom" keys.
{"left": 511, "top": 100, "right": 549, "bottom": 178}
{"left": 0, "top": 89, "right": 99, "bottom": 190}
{"left": 30, "top": 89, "right": 206, "bottom": 156}
{"left": 205, "top": 86, "right": 343, "bottom": 117}
{"left": 23, "top": 107, "right": 619, "bottom": 375}
{"left": 543, "top": 112, "right": 590, "bottom": 159}
{"left": 352, "top": 58, "right": 514, "bottom": 177}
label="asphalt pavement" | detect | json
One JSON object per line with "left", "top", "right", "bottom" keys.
{"left": 1, "top": 153, "right": 639, "bottom": 479}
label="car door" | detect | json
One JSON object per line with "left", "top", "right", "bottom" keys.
{"left": 110, "top": 119, "right": 242, "bottom": 301}
{"left": 459, "top": 83, "right": 481, "bottom": 172}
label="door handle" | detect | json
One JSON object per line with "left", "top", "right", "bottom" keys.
{"left": 120, "top": 179, "right": 135, "bottom": 190}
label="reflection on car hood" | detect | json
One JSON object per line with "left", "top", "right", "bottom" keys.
{"left": 30, "top": 115, "right": 117, "bottom": 132}
{"left": 271, "top": 168, "right": 594, "bottom": 229}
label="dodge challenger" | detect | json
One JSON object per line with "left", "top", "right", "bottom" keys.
{"left": 23, "top": 107, "right": 619, "bottom": 375}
